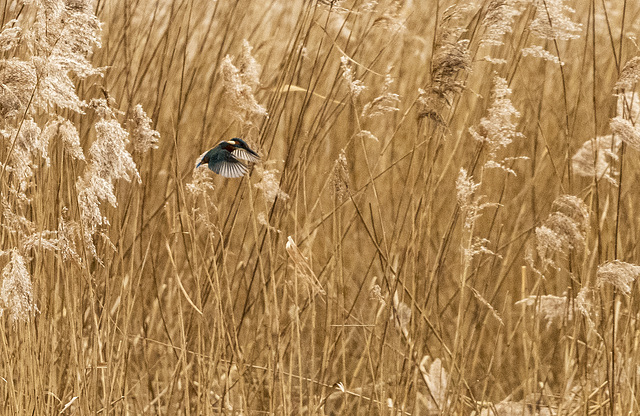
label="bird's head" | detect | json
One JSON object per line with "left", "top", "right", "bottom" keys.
{"left": 229, "top": 138, "right": 249, "bottom": 148}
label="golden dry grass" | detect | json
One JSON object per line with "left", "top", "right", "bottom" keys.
{"left": 2, "top": 0, "right": 640, "bottom": 414}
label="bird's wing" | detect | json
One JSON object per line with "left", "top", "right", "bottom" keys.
{"left": 232, "top": 148, "right": 260, "bottom": 163}
{"left": 211, "top": 159, "right": 248, "bottom": 178}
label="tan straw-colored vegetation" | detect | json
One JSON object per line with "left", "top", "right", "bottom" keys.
{"left": 1, "top": 0, "right": 640, "bottom": 414}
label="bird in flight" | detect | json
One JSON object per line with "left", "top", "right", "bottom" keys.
{"left": 197, "top": 138, "right": 260, "bottom": 178}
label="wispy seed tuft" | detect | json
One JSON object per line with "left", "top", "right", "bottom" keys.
{"left": 127, "top": 104, "right": 160, "bottom": 153}
{"left": 469, "top": 75, "right": 524, "bottom": 173}
{"left": 361, "top": 69, "right": 400, "bottom": 119}
{"left": 610, "top": 116, "right": 640, "bottom": 151}
{"left": 418, "top": 5, "right": 472, "bottom": 123}
{"left": 515, "top": 294, "right": 571, "bottom": 328}
{"left": 571, "top": 135, "right": 620, "bottom": 184}
{"left": 480, "top": 0, "right": 524, "bottom": 47}
{"left": 596, "top": 260, "right": 640, "bottom": 296}
{"left": 533, "top": 195, "right": 588, "bottom": 271}
{"left": 615, "top": 56, "right": 640, "bottom": 91}
{"left": 254, "top": 164, "right": 289, "bottom": 205}
{"left": 456, "top": 168, "right": 496, "bottom": 231}
{"left": 0, "top": 249, "right": 36, "bottom": 323}
{"left": 331, "top": 149, "right": 350, "bottom": 202}
{"left": 340, "top": 56, "right": 366, "bottom": 99}
{"left": 220, "top": 40, "right": 268, "bottom": 128}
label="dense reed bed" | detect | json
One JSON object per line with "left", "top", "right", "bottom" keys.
{"left": 1, "top": 0, "right": 640, "bottom": 414}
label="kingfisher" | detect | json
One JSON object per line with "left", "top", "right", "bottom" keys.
{"left": 197, "top": 138, "right": 260, "bottom": 178}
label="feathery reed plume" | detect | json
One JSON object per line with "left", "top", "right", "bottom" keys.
{"left": 575, "top": 286, "right": 596, "bottom": 328}
{"left": 1, "top": 197, "right": 34, "bottom": 234}
{"left": 610, "top": 116, "right": 640, "bottom": 151}
{"left": 0, "top": 19, "right": 21, "bottom": 52}
{"left": 617, "top": 91, "right": 640, "bottom": 122}
{"left": 470, "top": 75, "right": 524, "bottom": 173}
{"left": 75, "top": 175, "right": 108, "bottom": 259}
{"left": 41, "top": 117, "right": 85, "bottom": 161}
{"left": 22, "top": 230, "right": 62, "bottom": 252}
{"left": 0, "top": 249, "right": 35, "bottom": 323}
{"left": 430, "top": 6, "right": 472, "bottom": 98}
{"left": 369, "top": 283, "right": 385, "bottom": 306}
{"left": 456, "top": 168, "right": 502, "bottom": 323}
{"left": 128, "top": 104, "right": 160, "bottom": 153}
{"left": 532, "top": 195, "right": 588, "bottom": 272}
{"left": 285, "top": 236, "right": 325, "bottom": 296}
{"left": 361, "top": 68, "right": 400, "bottom": 119}
{"left": 480, "top": 0, "right": 524, "bottom": 47}
{"left": 187, "top": 161, "right": 216, "bottom": 197}
{"left": 522, "top": 0, "right": 581, "bottom": 64}
{"left": 76, "top": 98, "right": 140, "bottom": 260}
{"left": 419, "top": 356, "right": 449, "bottom": 411}
{"left": 515, "top": 294, "right": 571, "bottom": 328}
{"left": 614, "top": 56, "right": 640, "bottom": 91}
{"left": 331, "top": 149, "right": 350, "bottom": 202}
{"left": 372, "top": 1, "right": 406, "bottom": 33}
{"left": 463, "top": 237, "right": 501, "bottom": 262}
{"left": 418, "top": 5, "right": 471, "bottom": 123}
{"left": 34, "top": 0, "right": 102, "bottom": 64}
{"left": 456, "top": 168, "right": 482, "bottom": 231}
{"left": 194, "top": 209, "right": 220, "bottom": 239}
{"left": 469, "top": 285, "right": 504, "bottom": 325}
{"left": 1, "top": 119, "right": 46, "bottom": 201}
{"left": 456, "top": 168, "right": 495, "bottom": 231}
{"left": 19, "top": 209, "right": 82, "bottom": 268}
{"left": 571, "top": 135, "right": 620, "bottom": 184}
{"left": 56, "top": 210, "right": 84, "bottom": 266}
{"left": 220, "top": 40, "right": 268, "bottom": 129}
{"left": 529, "top": 0, "right": 582, "bottom": 41}
{"left": 0, "top": 59, "right": 37, "bottom": 119}
{"left": 30, "top": 0, "right": 103, "bottom": 113}
{"left": 257, "top": 212, "right": 280, "bottom": 233}
{"left": 340, "top": 55, "right": 366, "bottom": 99}
{"left": 596, "top": 260, "right": 640, "bottom": 296}
{"left": 610, "top": 88, "right": 640, "bottom": 151}
{"left": 254, "top": 164, "right": 289, "bottom": 204}
{"left": 0, "top": 0, "right": 140, "bottom": 274}
{"left": 237, "top": 40, "right": 261, "bottom": 90}
{"left": 86, "top": 99, "right": 140, "bottom": 185}
{"left": 356, "top": 129, "right": 379, "bottom": 142}
{"left": 551, "top": 192, "right": 589, "bottom": 225}
{"left": 0, "top": 0, "right": 100, "bottom": 123}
